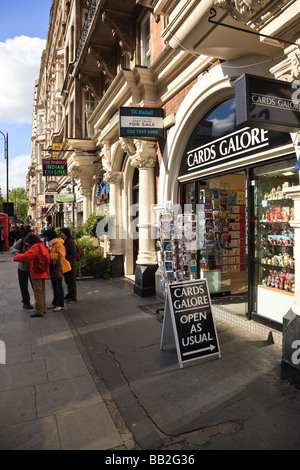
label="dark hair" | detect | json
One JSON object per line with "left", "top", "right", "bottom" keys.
{"left": 61, "top": 228, "right": 71, "bottom": 238}
{"left": 24, "top": 233, "right": 41, "bottom": 246}
{"left": 43, "top": 228, "right": 57, "bottom": 240}
{"left": 20, "top": 226, "right": 32, "bottom": 239}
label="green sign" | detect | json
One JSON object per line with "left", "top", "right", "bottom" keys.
{"left": 56, "top": 194, "right": 74, "bottom": 203}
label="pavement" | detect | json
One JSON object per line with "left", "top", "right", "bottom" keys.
{"left": 0, "top": 248, "right": 300, "bottom": 451}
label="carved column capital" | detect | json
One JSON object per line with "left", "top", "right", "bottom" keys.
{"left": 104, "top": 170, "right": 123, "bottom": 184}
{"left": 129, "top": 140, "right": 157, "bottom": 169}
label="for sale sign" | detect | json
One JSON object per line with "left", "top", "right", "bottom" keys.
{"left": 160, "top": 279, "right": 221, "bottom": 367}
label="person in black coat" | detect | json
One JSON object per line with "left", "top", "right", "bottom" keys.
{"left": 60, "top": 228, "right": 77, "bottom": 303}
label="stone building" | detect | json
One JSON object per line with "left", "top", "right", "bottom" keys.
{"left": 28, "top": 0, "right": 300, "bottom": 348}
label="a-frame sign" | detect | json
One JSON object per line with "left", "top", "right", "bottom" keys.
{"left": 160, "top": 279, "right": 221, "bottom": 368}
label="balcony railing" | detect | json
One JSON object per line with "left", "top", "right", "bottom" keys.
{"left": 76, "top": 0, "right": 100, "bottom": 61}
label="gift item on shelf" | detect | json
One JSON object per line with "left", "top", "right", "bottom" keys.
{"left": 257, "top": 179, "right": 295, "bottom": 296}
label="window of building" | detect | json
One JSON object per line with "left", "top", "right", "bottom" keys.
{"left": 39, "top": 114, "right": 45, "bottom": 135}
{"left": 140, "top": 13, "right": 151, "bottom": 67}
{"left": 83, "top": 90, "right": 96, "bottom": 137}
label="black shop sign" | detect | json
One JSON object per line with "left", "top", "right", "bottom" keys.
{"left": 160, "top": 279, "right": 221, "bottom": 368}
{"left": 234, "top": 73, "right": 300, "bottom": 133}
{"left": 42, "top": 159, "right": 67, "bottom": 176}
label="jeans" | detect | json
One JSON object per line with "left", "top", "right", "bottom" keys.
{"left": 18, "top": 269, "right": 31, "bottom": 306}
{"left": 51, "top": 279, "right": 64, "bottom": 307}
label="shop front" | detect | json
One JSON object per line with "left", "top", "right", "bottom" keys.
{"left": 177, "top": 97, "right": 298, "bottom": 326}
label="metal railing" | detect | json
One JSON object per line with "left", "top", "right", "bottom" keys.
{"left": 76, "top": 0, "right": 100, "bottom": 61}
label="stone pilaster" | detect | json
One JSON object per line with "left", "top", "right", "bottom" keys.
{"left": 130, "top": 140, "right": 158, "bottom": 297}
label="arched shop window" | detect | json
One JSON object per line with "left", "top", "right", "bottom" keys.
{"left": 179, "top": 98, "right": 292, "bottom": 178}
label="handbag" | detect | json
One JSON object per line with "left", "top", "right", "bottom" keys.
{"left": 50, "top": 253, "right": 63, "bottom": 280}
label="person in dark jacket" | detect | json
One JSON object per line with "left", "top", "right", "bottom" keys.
{"left": 12, "top": 226, "right": 33, "bottom": 309}
{"left": 60, "top": 228, "right": 77, "bottom": 303}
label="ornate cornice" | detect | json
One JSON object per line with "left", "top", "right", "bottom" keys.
{"left": 88, "top": 45, "right": 115, "bottom": 82}
{"left": 270, "top": 44, "right": 300, "bottom": 81}
{"left": 102, "top": 10, "right": 134, "bottom": 61}
{"left": 213, "top": 0, "right": 269, "bottom": 23}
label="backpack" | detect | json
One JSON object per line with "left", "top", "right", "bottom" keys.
{"left": 33, "top": 245, "right": 49, "bottom": 274}
{"left": 75, "top": 243, "right": 82, "bottom": 262}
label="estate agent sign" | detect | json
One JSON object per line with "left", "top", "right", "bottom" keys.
{"left": 119, "top": 107, "right": 164, "bottom": 138}
{"left": 234, "top": 73, "right": 300, "bottom": 133}
{"left": 160, "top": 279, "right": 221, "bottom": 368}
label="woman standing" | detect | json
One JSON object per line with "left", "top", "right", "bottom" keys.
{"left": 60, "top": 228, "right": 77, "bottom": 304}
{"left": 13, "top": 233, "right": 50, "bottom": 317}
{"left": 43, "top": 228, "right": 71, "bottom": 311}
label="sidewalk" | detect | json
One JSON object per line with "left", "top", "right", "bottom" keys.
{"left": 0, "top": 250, "right": 136, "bottom": 450}
{"left": 1, "top": 249, "right": 300, "bottom": 450}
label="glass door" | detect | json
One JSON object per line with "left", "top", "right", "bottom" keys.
{"left": 181, "top": 172, "right": 248, "bottom": 316}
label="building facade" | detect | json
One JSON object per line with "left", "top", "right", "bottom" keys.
{"left": 28, "top": 0, "right": 300, "bottom": 329}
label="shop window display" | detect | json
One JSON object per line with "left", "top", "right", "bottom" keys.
{"left": 255, "top": 159, "right": 297, "bottom": 323}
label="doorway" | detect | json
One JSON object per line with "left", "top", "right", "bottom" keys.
{"left": 181, "top": 171, "right": 248, "bottom": 316}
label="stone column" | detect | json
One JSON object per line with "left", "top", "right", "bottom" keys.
{"left": 103, "top": 170, "right": 124, "bottom": 277}
{"left": 130, "top": 140, "right": 158, "bottom": 297}
{"left": 281, "top": 185, "right": 300, "bottom": 389}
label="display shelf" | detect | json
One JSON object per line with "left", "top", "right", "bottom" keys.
{"left": 257, "top": 284, "right": 294, "bottom": 297}
{"left": 256, "top": 185, "right": 295, "bottom": 296}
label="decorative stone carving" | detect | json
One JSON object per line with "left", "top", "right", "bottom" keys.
{"left": 129, "top": 140, "right": 157, "bottom": 169}
{"left": 270, "top": 44, "right": 300, "bottom": 82}
{"left": 130, "top": 154, "right": 157, "bottom": 169}
{"left": 104, "top": 170, "right": 123, "bottom": 184}
{"left": 213, "top": 0, "right": 268, "bottom": 23}
{"left": 119, "top": 137, "right": 136, "bottom": 156}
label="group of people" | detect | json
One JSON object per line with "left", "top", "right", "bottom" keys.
{"left": 12, "top": 226, "right": 78, "bottom": 318}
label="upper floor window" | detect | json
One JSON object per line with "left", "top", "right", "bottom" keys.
{"left": 39, "top": 114, "right": 45, "bottom": 135}
{"left": 140, "top": 13, "right": 151, "bottom": 67}
{"left": 83, "top": 90, "right": 96, "bottom": 137}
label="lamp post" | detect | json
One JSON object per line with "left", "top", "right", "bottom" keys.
{"left": 0, "top": 131, "right": 8, "bottom": 213}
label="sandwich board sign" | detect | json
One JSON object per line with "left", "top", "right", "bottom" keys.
{"left": 160, "top": 279, "right": 221, "bottom": 368}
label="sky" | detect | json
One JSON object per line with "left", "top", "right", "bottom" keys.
{"left": 0, "top": 0, "right": 53, "bottom": 196}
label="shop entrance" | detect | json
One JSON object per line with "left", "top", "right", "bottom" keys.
{"left": 181, "top": 171, "right": 247, "bottom": 315}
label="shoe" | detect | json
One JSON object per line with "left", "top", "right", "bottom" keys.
{"left": 66, "top": 299, "right": 75, "bottom": 304}
{"left": 30, "top": 313, "right": 43, "bottom": 317}
{"left": 47, "top": 304, "right": 56, "bottom": 309}
{"left": 53, "top": 306, "right": 64, "bottom": 312}
{"left": 23, "top": 304, "right": 34, "bottom": 309}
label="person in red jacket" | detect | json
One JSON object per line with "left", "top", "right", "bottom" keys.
{"left": 13, "top": 233, "right": 50, "bottom": 317}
